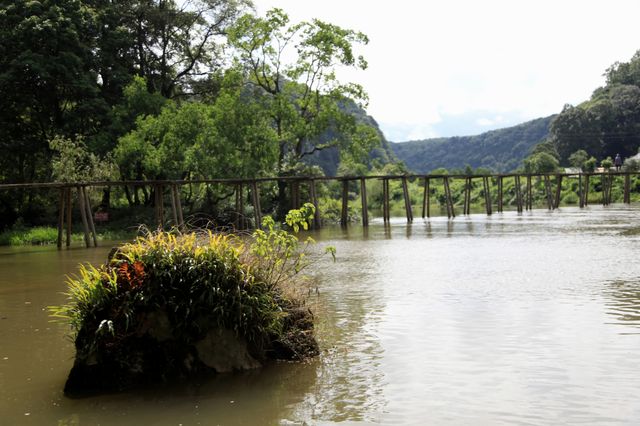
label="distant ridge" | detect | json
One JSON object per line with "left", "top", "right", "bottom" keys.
{"left": 390, "top": 116, "right": 555, "bottom": 173}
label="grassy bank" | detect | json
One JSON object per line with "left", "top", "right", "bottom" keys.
{"left": 0, "top": 226, "right": 136, "bottom": 246}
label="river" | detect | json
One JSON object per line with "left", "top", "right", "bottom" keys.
{"left": 1, "top": 206, "right": 640, "bottom": 425}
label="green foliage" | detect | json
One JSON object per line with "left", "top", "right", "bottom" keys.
{"left": 550, "top": 50, "right": 640, "bottom": 163}
{"left": 50, "top": 136, "right": 118, "bottom": 182}
{"left": 115, "top": 73, "right": 278, "bottom": 181}
{"left": 623, "top": 158, "right": 640, "bottom": 172}
{"left": 50, "top": 205, "right": 327, "bottom": 366}
{"left": 584, "top": 156, "right": 597, "bottom": 173}
{"left": 601, "top": 156, "right": 614, "bottom": 170}
{"left": 568, "top": 149, "right": 590, "bottom": 169}
{"left": 523, "top": 152, "right": 560, "bottom": 174}
{"left": 391, "top": 116, "right": 553, "bottom": 173}
{"left": 228, "top": 8, "right": 379, "bottom": 173}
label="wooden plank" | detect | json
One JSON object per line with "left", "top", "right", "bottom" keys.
{"left": 360, "top": 178, "right": 369, "bottom": 226}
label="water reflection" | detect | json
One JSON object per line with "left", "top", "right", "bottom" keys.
{"left": 293, "top": 240, "right": 388, "bottom": 423}
{"left": 603, "top": 279, "right": 640, "bottom": 332}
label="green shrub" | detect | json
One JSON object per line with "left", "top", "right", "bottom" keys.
{"left": 51, "top": 204, "right": 325, "bottom": 394}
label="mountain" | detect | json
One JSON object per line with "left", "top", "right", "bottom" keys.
{"left": 304, "top": 105, "right": 398, "bottom": 176}
{"left": 390, "top": 115, "right": 555, "bottom": 173}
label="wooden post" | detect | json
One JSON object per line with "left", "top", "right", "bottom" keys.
{"left": 57, "top": 188, "right": 65, "bottom": 249}
{"left": 83, "top": 187, "right": 98, "bottom": 247}
{"left": 578, "top": 174, "right": 584, "bottom": 208}
{"left": 234, "top": 183, "right": 244, "bottom": 230}
{"left": 463, "top": 177, "right": 470, "bottom": 215}
{"left": 401, "top": 176, "right": 413, "bottom": 222}
{"left": 484, "top": 176, "right": 492, "bottom": 215}
{"left": 65, "top": 188, "right": 72, "bottom": 247}
{"left": 290, "top": 181, "right": 300, "bottom": 210}
{"left": 77, "top": 186, "right": 91, "bottom": 248}
{"left": 554, "top": 175, "right": 563, "bottom": 209}
{"left": 251, "top": 181, "right": 262, "bottom": 229}
{"left": 341, "top": 179, "right": 349, "bottom": 226}
{"left": 174, "top": 185, "right": 184, "bottom": 229}
{"left": 601, "top": 173, "right": 607, "bottom": 206}
{"left": 497, "top": 176, "right": 503, "bottom": 213}
{"left": 515, "top": 175, "right": 523, "bottom": 213}
{"left": 360, "top": 178, "right": 369, "bottom": 226}
{"left": 382, "top": 178, "right": 390, "bottom": 223}
{"left": 169, "top": 184, "right": 179, "bottom": 227}
{"left": 422, "top": 177, "right": 428, "bottom": 218}
{"left": 309, "top": 179, "right": 320, "bottom": 228}
{"left": 442, "top": 177, "right": 450, "bottom": 218}
{"left": 607, "top": 174, "right": 614, "bottom": 205}
{"left": 544, "top": 176, "right": 553, "bottom": 210}
{"left": 584, "top": 174, "right": 590, "bottom": 206}
{"left": 525, "top": 175, "right": 531, "bottom": 210}
{"left": 443, "top": 176, "right": 455, "bottom": 218}
{"left": 423, "top": 178, "right": 431, "bottom": 218}
{"left": 624, "top": 174, "right": 631, "bottom": 204}
{"left": 154, "top": 185, "right": 164, "bottom": 229}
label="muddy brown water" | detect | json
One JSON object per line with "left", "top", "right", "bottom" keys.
{"left": 1, "top": 206, "right": 640, "bottom": 425}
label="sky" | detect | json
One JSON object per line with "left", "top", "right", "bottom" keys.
{"left": 251, "top": 0, "right": 640, "bottom": 142}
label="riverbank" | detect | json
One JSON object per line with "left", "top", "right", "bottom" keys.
{"left": 0, "top": 226, "right": 135, "bottom": 246}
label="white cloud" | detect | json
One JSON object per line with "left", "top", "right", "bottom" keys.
{"left": 251, "top": 0, "right": 640, "bottom": 139}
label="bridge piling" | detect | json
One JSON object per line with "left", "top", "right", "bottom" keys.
{"left": 341, "top": 180, "right": 349, "bottom": 226}
{"left": 83, "top": 187, "right": 98, "bottom": 247}
{"left": 422, "top": 177, "right": 430, "bottom": 218}
{"left": 360, "top": 178, "right": 369, "bottom": 226}
{"left": 402, "top": 176, "right": 413, "bottom": 222}
{"left": 309, "top": 179, "right": 320, "bottom": 228}
{"left": 554, "top": 175, "right": 563, "bottom": 209}
{"left": 624, "top": 174, "right": 631, "bottom": 204}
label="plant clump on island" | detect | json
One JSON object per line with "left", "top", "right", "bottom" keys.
{"left": 51, "top": 204, "right": 330, "bottom": 396}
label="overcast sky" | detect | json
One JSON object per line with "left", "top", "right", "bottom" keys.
{"left": 251, "top": 0, "right": 640, "bottom": 141}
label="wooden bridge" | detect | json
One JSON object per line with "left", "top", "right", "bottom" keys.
{"left": 0, "top": 171, "right": 636, "bottom": 249}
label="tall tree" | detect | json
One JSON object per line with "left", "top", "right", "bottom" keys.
{"left": 227, "top": 8, "right": 378, "bottom": 174}
{"left": 0, "top": 0, "right": 106, "bottom": 183}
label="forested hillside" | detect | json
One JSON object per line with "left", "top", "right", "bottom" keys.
{"left": 548, "top": 51, "right": 640, "bottom": 164}
{"left": 390, "top": 116, "right": 554, "bottom": 173}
